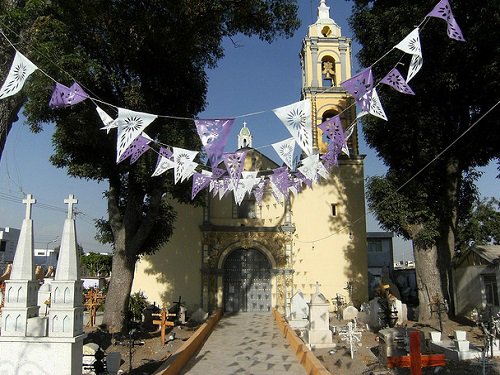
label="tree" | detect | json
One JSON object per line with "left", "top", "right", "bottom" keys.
{"left": 456, "top": 197, "right": 500, "bottom": 253}
{"left": 81, "top": 252, "right": 112, "bottom": 277}
{"left": 0, "top": 0, "right": 300, "bottom": 332}
{"left": 350, "top": 0, "right": 500, "bottom": 320}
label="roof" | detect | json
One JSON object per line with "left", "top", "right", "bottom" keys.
{"left": 455, "top": 245, "right": 500, "bottom": 267}
{"left": 472, "top": 245, "right": 500, "bottom": 263}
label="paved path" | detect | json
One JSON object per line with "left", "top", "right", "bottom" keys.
{"left": 181, "top": 312, "right": 306, "bottom": 375}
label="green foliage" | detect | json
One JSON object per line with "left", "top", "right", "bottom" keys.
{"left": 1, "top": 0, "right": 300, "bottom": 332}
{"left": 128, "top": 291, "right": 149, "bottom": 322}
{"left": 0, "top": 1, "right": 300, "bottom": 257}
{"left": 350, "top": 0, "right": 500, "bottom": 246}
{"left": 456, "top": 197, "right": 500, "bottom": 253}
{"left": 80, "top": 252, "right": 112, "bottom": 277}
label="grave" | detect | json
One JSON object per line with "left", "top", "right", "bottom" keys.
{"left": 0, "top": 194, "right": 86, "bottom": 375}
{"left": 303, "top": 282, "right": 334, "bottom": 349}
{"left": 387, "top": 330, "right": 445, "bottom": 375}
{"left": 429, "top": 329, "right": 491, "bottom": 361}
{"left": 342, "top": 305, "right": 359, "bottom": 321}
{"left": 288, "top": 290, "right": 309, "bottom": 329}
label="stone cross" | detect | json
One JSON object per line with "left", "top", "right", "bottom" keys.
{"left": 23, "top": 193, "right": 36, "bottom": 219}
{"left": 64, "top": 194, "right": 78, "bottom": 219}
{"left": 315, "top": 281, "right": 321, "bottom": 294}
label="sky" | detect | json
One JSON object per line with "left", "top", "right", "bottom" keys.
{"left": 0, "top": 1, "right": 498, "bottom": 258}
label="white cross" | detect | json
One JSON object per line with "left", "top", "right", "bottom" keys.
{"left": 23, "top": 194, "right": 36, "bottom": 220}
{"left": 64, "top": 194, "right": 78, "bottom": 219}
{"left": 315, "top": 281, "right": 321, "bottom": 294}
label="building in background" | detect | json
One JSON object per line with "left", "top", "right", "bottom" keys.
{"left": 453, "top": 245, "right": 500, "bottom": 316}
{"left": 0, "top": 227, "right": 20, "bottom": 269}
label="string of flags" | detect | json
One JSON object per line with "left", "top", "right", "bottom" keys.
{"left": 0, "top": 0, "right": 465, "bottom": 205}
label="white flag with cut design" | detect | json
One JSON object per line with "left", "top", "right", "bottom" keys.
{"left": 273, "top": 100, "right": 313, "bottom": 156}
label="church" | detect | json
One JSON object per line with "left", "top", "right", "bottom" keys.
{"left": 132, "top": 0, "right": 368, "bottom": 315}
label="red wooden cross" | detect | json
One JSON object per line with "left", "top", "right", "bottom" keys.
{"left": 387, "top": 331, "right": 446, "bottom": 375}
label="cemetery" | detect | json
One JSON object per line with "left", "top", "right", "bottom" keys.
{"left": 0, "top": 0, "right": 497, "bottom": 374}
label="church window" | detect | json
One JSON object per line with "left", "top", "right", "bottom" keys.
{"left": 321, "top": 57, "right": 336, "bottom": 87}
{"left": 331, "top": 203, "right": 337, "bottom": 216}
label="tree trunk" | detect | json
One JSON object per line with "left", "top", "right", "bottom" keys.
{"left": 102, "top": 228, "right": 136, "bottom": 334}
{"left": 438, "top": 157, "right": 461, "bottom": 317}
{"left": 0, "top": 87, "right": 25, "bottom": 161}
{"left": 414, "top": 242, "right": 446, "bottom": 322}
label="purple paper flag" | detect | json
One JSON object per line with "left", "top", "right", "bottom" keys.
{"left": 117, "top": 134, "right": 151, "bottom": 164}
{"left": 159, "top": 146, "right": 173, "bottom": 159}
{"left": 427, "top": 0, "right": 465, "bottom": 41}
{"left": 340, "top": 68, "right": 373, "bottom": 111}
{"left": 321, "top": 149, "right": 339, "bottom": 170}
{"left": 211, "top": 166, "right": 226, "bottom": 179}
{"left": 380, "top": 68, "right": 415, "bottom": 95}
{"left": 252, "top": 181, "right": 266, "bottom": 204}
{"left": 319, "top": 115, "right": 347, "bottom": 159}
{"left": 195, "top": 119, "right": 235, "bottom": 166}
{"left": 318, "top": 115, "right": 341, "bottom": 140}
{"left": 222, "top": 151, "right": 247, "bottom": 187}
{"left": 270, "top": 168, "right": 291, "bottom": 199}
{"left": 49, "top": 82, "right": 88, "bottom": 108}
{"left": 191, "top": 172, "right": 212, "bottom": 200}
{"left": 296, "top": 171, "right": 313, "bottom": 189}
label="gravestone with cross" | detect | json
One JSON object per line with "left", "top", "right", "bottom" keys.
{"left": 152, "top": 304, "right": 175, "bottom": 346}
{"left": 84, "top": 288, "right": 106, "bottom": 327}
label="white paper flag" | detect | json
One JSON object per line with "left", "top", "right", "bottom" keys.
{"left": 395, "top": 28, "right": 423, "bottom": 82}
{"left": 96, "top": 106, "right": 117, "bottom": 134}
{"left": 368, "top": 88, "right": 388, "bottom": 121}
{"left": 172, "top": 147, "right": 198, "bottom": 184}
{"left": 298, "top": 154, "right": 326, "bottom": 183}
{"left": 0, "top": 51, "right": 38, "bottom": 99}
{"left": 152, "top": 155, "right": 175, "bottom": 177}
{"left": 241, "top": 171, "right": 260, "bottom": 195}
{"left": 273, "top": 100, "right": 313, "bottom": 156}
{"left": 116, "top": 108, "right": 157, "bottom": 162}
{"left": 271, "top": 138, "right": 296, "bottom": 169}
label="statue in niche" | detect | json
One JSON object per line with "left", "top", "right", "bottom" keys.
{"left": 322, "top": 61, "right": 336, "bottom": 86}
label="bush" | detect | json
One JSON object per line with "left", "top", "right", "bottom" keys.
{"left": 128, "top": 291, "right": 149, "bottom": 322}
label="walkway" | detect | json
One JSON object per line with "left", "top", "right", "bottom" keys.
{"left": 181, "top": 312, "right": 306, "bottom": 375}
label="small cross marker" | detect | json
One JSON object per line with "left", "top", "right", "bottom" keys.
{"left": 23, "top": 194, "right": 36, "bottom": 220}
{"left": 315, "top": 281, "right": 321, "bottom": 294}
{"left": 64, "top": 194, "right": 78, "bottom": 219}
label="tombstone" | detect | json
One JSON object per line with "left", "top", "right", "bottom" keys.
{"left": 190, "top": 307, "right": 208, "bottom": 324}
{"left": 304, "top": 283, "right": 334, "bottom": 349}
{"left": 394, "top": 298, "right": 407, "bottom": 325}
{"left": 288, "top": 291, "right": 309, "bottom": 329}
{"left": 342, "top": 305, "right": 359, "bottom": 321}
{"left": 0, "top": 194, "right": 86, "bottom": 375}
{"left": 367, "top": 297, "right": 384, "bottom": 332}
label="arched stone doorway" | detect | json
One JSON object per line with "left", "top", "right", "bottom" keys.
{"left": 223, "top": 248, "right": 272, "bottom": 312}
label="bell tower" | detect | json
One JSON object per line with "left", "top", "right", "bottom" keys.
{"left": 300, "top": 0, "right": 358, "bottom": 154}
